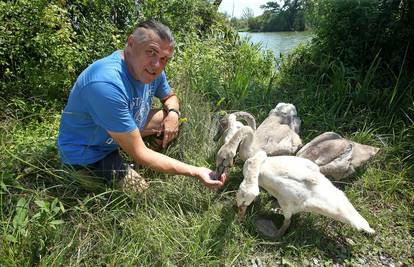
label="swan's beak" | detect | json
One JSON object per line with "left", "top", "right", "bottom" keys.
{"left": 238, "top": 204, "right": 247, "bottom": 219}
{"left": 214, "top": 164, "right": 227, "bottom": 180}
{"left": 210, "top": 168, "right": 226, "bottom": 181}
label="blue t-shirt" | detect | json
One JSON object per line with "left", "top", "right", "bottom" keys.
{"left": 57, "top": 51, "right": 172, "bottom": 165}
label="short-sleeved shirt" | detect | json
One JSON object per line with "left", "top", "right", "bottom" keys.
{"left": 57, "top": 51, "right": 172, "bottom": 165}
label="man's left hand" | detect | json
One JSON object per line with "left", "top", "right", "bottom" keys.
{"left": 160, "top": 111, "right": 179, "bottom": 148}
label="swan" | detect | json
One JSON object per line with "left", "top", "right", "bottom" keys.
{"left": 259, "top": 102, "right": 301, "bottom": 133}
{"left": 215, "top": 122, "right": 299, "bottom": 173}
{"left": 214, "top": 103, "right": 302, "bottom": 158}
{"left": 254, "top": 102, "right": 303, "bottom": 156}
{"left": 296, "top": 132, "right": 380, "bottom": 179}
{"left": 215, "top": 126, "right": 260, "bottom": 176}
{"left": 213, "top": 111, "right": 256, "bottom": 144}
{"left": 216, "top": 126, "right": 375, "bottom": 238}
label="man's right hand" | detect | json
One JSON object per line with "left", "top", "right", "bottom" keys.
{"left": 195, "top": 167, "right": 226, "bottom": 189}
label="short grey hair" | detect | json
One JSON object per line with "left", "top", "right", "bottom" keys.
{"left": 132, "top": 19, "right": 175, "bottom": 47}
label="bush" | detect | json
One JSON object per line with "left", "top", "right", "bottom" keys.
{"left": 310, "top": 0, "right": 414, "bottom": 72}
{"left": 0, "top": 1, "right": 80, "bottom": 99}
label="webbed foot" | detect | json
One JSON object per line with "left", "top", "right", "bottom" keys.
{"left": 254, "top": 216, "right": 291, "bottom": 239}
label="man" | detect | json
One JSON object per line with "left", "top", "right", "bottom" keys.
{"left": 57, "top": 19, "right": 225, "bottom": 193}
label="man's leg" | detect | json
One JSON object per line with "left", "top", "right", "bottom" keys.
{"left": 72, "top": 109, "right": 167, "bottom": 192}
{"left": 65, "top": 150, "right": 149, "bottom": 193}
{"left": 91, "top": 149, "right": 149, "bottom": 193}
{"left": 141, "top": 108, "right": 167, "bottom": 137}
{"left": 65, "top": 109, "right": 170, "bottom": 192}
{"left": 141, "top": 109, "right": 168, "bottom": 151}
{"left": 64, "top": 165, "right": 107, "bottom": 192}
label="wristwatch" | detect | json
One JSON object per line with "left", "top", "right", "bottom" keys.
{"left": 167, "top": 108, "right": 181, "bottom": 117}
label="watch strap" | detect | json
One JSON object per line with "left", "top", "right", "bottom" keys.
{"left": 168, "top": 108, "right": 180, "bottom": 117}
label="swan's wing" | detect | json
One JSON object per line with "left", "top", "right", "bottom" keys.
{"left": 350, "top": 142, "right": 380, "bottom": 168}
{"left": 319, "top": 145, "right": 353, "bottom": 179}
{"left": 297, "top": 138, "right": 351, "bottom": 165}
{"left": 297, "top": 132, "right": 343, "bottom": 155}
{"left": 256, "top": 124, "right": 302, "bottom": 155}
{"left": 256, "top": 116, "right": 278, "bottom": 133}
{"left": 317, "top": 141, "right": 379, "bottom": 179}
{"left": 262, "top": 156, "right": 320, "bottom": 184}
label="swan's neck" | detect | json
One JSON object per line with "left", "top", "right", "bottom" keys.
{"left": 240, "top": 113, "right": 257, "bottom": 130}
{"left": 226, "top": 126, "right": 254, "bottom": 153}
{"left": 238, "top": 127, "right": 260, "bottom": 161}
{"left": 243, "top": 151, "right": 267, "bottom": 186}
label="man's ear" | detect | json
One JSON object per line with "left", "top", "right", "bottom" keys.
{"left": 127, "top": 35, "right": 134, "bottom": 47}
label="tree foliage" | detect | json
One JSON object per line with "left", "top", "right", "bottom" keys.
{"left": 311, "top": 0, "right": 414, "bottom": 71}
{"left": 310, "top": 0, "right": 413, "bottom": 120}
{"left": 225, "top": 0, "right": 306, "bottom": 32}
{"left": 261, "top": 1, "right": 281, "bottom": 13}
{"left": 257, "top": 0, "right": 306, "bottom": 32}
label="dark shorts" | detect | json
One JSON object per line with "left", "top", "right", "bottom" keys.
{"left": 65, "top": 149, "right": 128, "bottom": 184}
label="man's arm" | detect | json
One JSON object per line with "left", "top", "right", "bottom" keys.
{"left": 160, "top": 94, "right": 180, "bottom": 147}
{"left": 108, "top": 129, "right": 225, "bottom": 188}
{"left": 161, "top": 93, "right": 180, "bottom": 112}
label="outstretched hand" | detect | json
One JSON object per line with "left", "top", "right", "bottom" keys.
{"left": 195, "top": 167, "right": 226, "bottom": 189}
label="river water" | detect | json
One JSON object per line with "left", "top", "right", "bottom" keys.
{"left": 239, "top": 31, "right": 313, "bottom": 58}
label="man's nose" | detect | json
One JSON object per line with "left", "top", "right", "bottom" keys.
{"left": 151, "top": 57, "right": 161, "bottom": 68}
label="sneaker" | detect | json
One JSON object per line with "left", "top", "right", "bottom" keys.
{"left": 118, "top": 166, "right": 149, "bottom": 194}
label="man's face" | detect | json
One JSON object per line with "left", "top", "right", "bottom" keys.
{"left": 126, "top": 30, "right": 173, "bottom": 84}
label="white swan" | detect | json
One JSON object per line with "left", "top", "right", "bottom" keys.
{"left": 296, "top": 132, "right": 380, "bottom": 179}
{"left": 216, "top": 126, "right": 375, "bottom": 238}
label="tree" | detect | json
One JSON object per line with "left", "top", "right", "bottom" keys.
{"left": 260, "top": 1, "right": 281, "bottom": 13}
{"left": 213, "top": 0, "right": 223, "bottom": 8}
{"left": 282, "top": 0, "right": 303, "bottom": 31}
{"left": 242, "top": 7, "right": 255, "bottom": 20}
{"left": 257, "top": 0, "right": 305, "bottom": 31}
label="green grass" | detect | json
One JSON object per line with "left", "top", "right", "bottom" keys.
{"left": 1, "top": 38, "right": 413, "bottom": 266}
